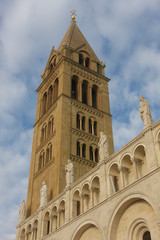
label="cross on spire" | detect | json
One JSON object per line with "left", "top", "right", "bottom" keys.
{"left": 70, "top": 10, "right": 76, "bottom": 21}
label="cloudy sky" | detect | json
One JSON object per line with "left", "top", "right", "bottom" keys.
{"left": 0, "top": 0, "right": 160, "bottom": 239}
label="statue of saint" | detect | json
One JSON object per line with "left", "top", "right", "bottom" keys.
{"left": 65, "top": 160, "right": 74, "bottom": 187}
{"left": 98, "top": 131, "right": 109, "bottom": 161}
{"left": 18, "top": 200, "right": 25, "bottom": 224}
{"left": 139, "top": 96, "right": 153, "bottom": 128}
{"left": 40, "top": 181, "right": 47, "bottom": 207}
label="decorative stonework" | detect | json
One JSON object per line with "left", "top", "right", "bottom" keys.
{"left": 40, "top": 181, "right": 47, "bottom": 208}
{"left": 98, "top": 131, "right": 109, "bottom": 161}
{"left": 18, "top": 200, "right": 25, "bottom": 224}
{"left": 139, "top": 96, "right": 153, "bottom": 129}
{"left": 65, "top": 160, "right": 74, "bottom": 187}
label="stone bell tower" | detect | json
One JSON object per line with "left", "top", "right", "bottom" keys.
{"left": 25, "top": 13, "right": 114, "bottom": 217}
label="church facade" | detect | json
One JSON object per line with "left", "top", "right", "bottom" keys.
{"left": 16, "top": 14, "right": 160, "bottom": 240}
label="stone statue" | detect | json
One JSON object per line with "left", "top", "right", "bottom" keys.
{"left": 40, "top": 181, "right": 47, "bottom": 207}
{"left": 65, "top": 160, "right": 74, "bottom": 187}
{"left": 139, "top": 96, "right": 153, "bottom": 128}
{"left": 98, "top": 131, "right": 109, "bottom": 161}
{"left": 18, "top": 200, "right": 25, "bottom": 224}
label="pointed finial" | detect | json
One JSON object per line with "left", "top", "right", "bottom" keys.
{"left": 70, "top": 10, "right": 76, "bottom": 22}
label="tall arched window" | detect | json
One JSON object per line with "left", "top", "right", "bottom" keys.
{"left": 48, "top": 85, "right": 53, "bottom": 108}
{"left": 90, "top": 146, "right": 93, "bottom": 161}
{"left": 71, "top": 76, "right": 78, "bottom": 99}
{"left": 53, "top": 78, "right": 59, "bottom": 102}
{"left": 43, "top": 212, "right": 50, "bottom": 236}
{"left": 79, "top": 53, "right": 83, "bottom": 65}
{"left": 95, "top": 148, "right": 99, "bottom": 163}
{"left": 82, "top": 116, "right": 85, "bottom": 131}
{"left": 143, "top": 231, "right": 151, "bottom": 240}
{"left": 48, "top": 117, "right": 54, "bottom": 135}
{"left": 76, "top": 114, "right": 80, "bottom": 129}
{"left": 92, "top": 85, "right": 98, "bottom": 108}
{"left": 89, "top": 119, "right": 92, "bottom": 134}
{"left": 42, "top": 92, "right": 47, "bottom": 115}
{"left": 77, "top": 141, "right": 80, "bottom": 156}
{"left": 82, "top": 144, "right": 86, "bottom": 158}
{"left": 46, "top": 148, "right": 49, "bottom": 163}
{"left": 85, "top": 57, "right": 90, "bottom": 68}
{"left": 82, "top": 80, "right": 88, "bottom": 104}
{"left": 94, "top": 121, "right": 97, "bottom": 135}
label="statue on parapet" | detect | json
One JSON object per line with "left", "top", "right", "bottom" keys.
{"left": 18, "top": 200, "right": 25, "bottom": 224}
{"left": 65, "top": 160, "right": 74, "bottom": 187}
{"left": 139, "top": 96, "right": 153, "bottom": 129}
{"left": 98, "top": 131, "right": 109, "bottom": 161}
{"left": 40, "top": 181, "right": 47, "bottom": 208}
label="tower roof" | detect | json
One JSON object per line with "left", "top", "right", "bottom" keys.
{"left": 58, "top": 19, "right": 100, "bottom": 62}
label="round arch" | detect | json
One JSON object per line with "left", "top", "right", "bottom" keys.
{"left": 108, "top": 193, "right": 160, "bottom": 240}
{"left": 71, "top": 220, "right": 105, "bottom": 240}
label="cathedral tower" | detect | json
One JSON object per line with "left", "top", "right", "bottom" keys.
{"left": 25, "top": 15, "right": 114, "bottom": 217}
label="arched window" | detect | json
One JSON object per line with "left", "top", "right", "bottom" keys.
{"left": 90, "top": 146, "right": 93, "bottom": 161}
{"left": 85, "top": 57, "right": 90, "bottom": 68}
{"left": 42, "top": 92, "right": 47, "bottom": 115}
{"left": 77, "top": 141, "right": 80, "bottom": 156}
{"left": 53, "top": 58, "right": 56, "bottom": 67}
{"left": 82, "top": 80, "right": 88, "bottom": 104}
{"left": 48, "top": 85, "right": 53, "bottom": 108}
{"left": 71, "top": 76, "right": 78, "bottom": 99}
{"left": 39, "top": 151, "right": 45, "bottom": 170}
{"left": 48, "top": 117, "right": 54, "bottom": 135}
{"left": 82, "top": 116, "right": 85, "bottom": 131}
{"left": 50, "top": 144, "right": 52, "bottom": 160}
{"left": 51, "top": 207, "right": 58, "bottom": 231}
{"left": 79, "top": 53, "right": 83, "bottom": 65}
{"left": 92, "top": 85, "right": 98, "bottom": 108}
{"left": 94, "top": 121, "right": 97, "bottom": 135}
{"left": 46, "top": 148, "right": 49, "bottom": 163}
{"left": 95, "top": 148, "right": 99, "bottom": 163}
{"left": 89, "top": 119, "right": 92, "bottom": 134}
{"left": 109, "top": 164, "right": 120, "bottom": 193}
{"left": 76, "top": 114, "right": 80, "bottom": 129}
{"left": 143, "top": 231, "right": 151, "bottom": 240}
{"left": 53, "top": 78, "right": 58, "bottom": 102}
{"left": 82, "top": 144, "right": 86, "bottom": 158}
{"left": 72, "top": 190, "right": 81, "bottom": 217}
{"left": 43, "top": 212, "right": 50, "bottom": 236}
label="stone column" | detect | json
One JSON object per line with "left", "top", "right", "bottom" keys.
{"left": 131, "top": 157, "right": 138, "bottom": 180}
{"left": 119, "top": 166, "right": 125, "bottom": 189}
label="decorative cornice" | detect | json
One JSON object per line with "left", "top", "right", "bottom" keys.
{"left": 36, "top": 130, "right": 56, "bottom": 153}
{"left": 70, "top": 155, "right": 97, "bottom": 167}
{"left": 71, "top": 128, "right": 99, "bottom": 143}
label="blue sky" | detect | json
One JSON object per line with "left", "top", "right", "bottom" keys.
{"left": 0, "top": 0, "right": 160, "bottom": 239}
